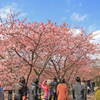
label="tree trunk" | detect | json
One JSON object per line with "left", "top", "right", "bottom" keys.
{"left": 37, "top": 74, "right": 40, "bottom": 84}
{"left": 26, "top": 65, "right": 32, "bottom": 83}
{"left": 57, "top": 73, "right": 61, "bottom": 82}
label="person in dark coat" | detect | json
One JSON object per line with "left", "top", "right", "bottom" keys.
{"left": 14, "top": 76, "right": 25, "bottom": 100}
{"left": 51, "top": 77, "right": 58, "bottom": 100}
{"left": 87, "top": 80, "right": 91, "bottom": 94}
{"left": 29, "top": 78, "right": 38, "bottom": 100}
{"left": 23, "top": 82, "right": 28, "bottom": 100}
{"left": 90, "top": 79, "right": 95, "bottom": 93}
{"left": 72, "top": 77, "right": 87, "bottom": 100}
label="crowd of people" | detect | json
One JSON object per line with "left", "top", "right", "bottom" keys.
{"left": 81, "top": 79, "right": 95, "bottom": 94}
{"left": 0, "top": 76, "right": 95, "bottom": 100}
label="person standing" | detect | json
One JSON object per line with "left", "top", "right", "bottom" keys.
{"left": 14, "top": 76, "right": 25, "bottom": 100}
{"left": 29, "top": 78, "right": 38, "bottom": 100}
{"left": 90, "top": 79, "right": 95, "bottom": 93}
{"left": 81, "top": 80, "right": 87, "bottom": 93}
{"left": 87, "top": 80, "right": 91, "bottom": 94}
{"left": 52, "top": 77, "right": 59, "bottom": 100}
{"left": 0, "top": 87, "right": 4, "bottom": 100}
{"left": 81, "top": 80, "right": 86, "bottom": 87}
{"left": 57, "top": 78, "right": 69, "bottom": 100}
{"left": 72, "top": 77, "right": 87, "bottom": 100}
{"left": 22, "top": 82, "right": 28, "bottom": 100}
{"left": 42, "top": 80, "right": 53, "bottom": 100}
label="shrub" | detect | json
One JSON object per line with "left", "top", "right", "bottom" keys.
{"left": 95, "top": 81, "right": 100, "bottom": 87}
{"left": 95, "top": 87, "right": 100, "bottom": 100}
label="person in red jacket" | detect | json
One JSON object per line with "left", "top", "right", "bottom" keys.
{"left": 57, "top": 78, "right": 69, "bottom": 100}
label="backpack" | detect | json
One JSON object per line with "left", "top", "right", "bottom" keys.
{"left": 45, "top": 89, "right": 52, "bottom": 99}
{"left": 52, "top": 82, "right": 58, "bottom": 93}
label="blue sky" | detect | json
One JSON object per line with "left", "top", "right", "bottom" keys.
{"left": 0, "top": 0, "right": 100, "bottom": 35}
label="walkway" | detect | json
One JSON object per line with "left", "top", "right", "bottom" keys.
{"left": 69, "top": 93, "right": 95, "bottom": 100}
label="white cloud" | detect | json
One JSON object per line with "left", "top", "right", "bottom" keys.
{"left": 92, "top": 30, "right": 100, "bottom": 43}
{"left": 19, "top": 13, "right": 27, "bottom": 17}
{"left": 88, "top": 24, "right": 97, "bottom": 33}
{"left": 69, "top": 28, "right": 81, "bottom": 36}
{"left": 0, "top": 2, "right": 27, "bottom": 19}
{"left": 70, "top": 13, "right": 87, "bottom": 21}
{"left": 70, "top": 28, "right": 100, "bottom": 44}
{"left": 90, "top": 30, "right": 100, "bottom": 59}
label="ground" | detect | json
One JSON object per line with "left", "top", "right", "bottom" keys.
{"left": 5, "top": 93, "right": 95, "bottom": 100}
{"left": 40, "top": 93, "right": 95, "bottom": 100}
{"left": 69, "top": 93, "right": 95, "bottom": 100}
{"left": 4, "top": 88, "right": 96, "bottom": 100}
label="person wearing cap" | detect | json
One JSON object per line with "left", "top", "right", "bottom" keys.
{"left": 29, "top": 78, "right": 38, "bottom": 100}
{"left": 51, "top": 77, "right": 59, "bottom": 100}
{"left": 14, "top": 76, "right": 25, "bottom": 100}
{"left": 72, "top": 77, "right": 87, "bottom": 100}
{"left": 57, "top": 78, "right": 69, "bottom": 100}
{"left": 42, "top": 80, "right": 53, "bottom": 100}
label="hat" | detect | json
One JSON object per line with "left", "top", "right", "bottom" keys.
{"left": 20, "top": 76, "right": 25, "bottom": 81}
{"left": 54, "top": 77, "right": 57, "bottom": 81}
{"left": 19, "top": 76, "right": 25, "bottom": 83}
{"left": 47, "top": 80, "right": 52, "bottom": 85}
{"left": 32, "top": 78, "right": 38, "bottom": 83}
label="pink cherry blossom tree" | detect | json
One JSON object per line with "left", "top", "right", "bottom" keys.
{"left": 48, "top": 26, "right": 100, "bottom": 81}
{"left": 0, "top": 12, "right": 60, "bottom": 86}
{"left": 0, "top": 11, "right": 100, "bottom": 87}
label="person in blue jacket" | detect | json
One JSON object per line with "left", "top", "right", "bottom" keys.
{"left": 0, "top": 87, "right": 4, "bottom": 100}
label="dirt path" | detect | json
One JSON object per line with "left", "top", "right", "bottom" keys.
{"left": 87, "top": 94, "right": 95, "bottom": 100}
{"left": 69, "top": 93, "right": 95, "bottom": 100}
